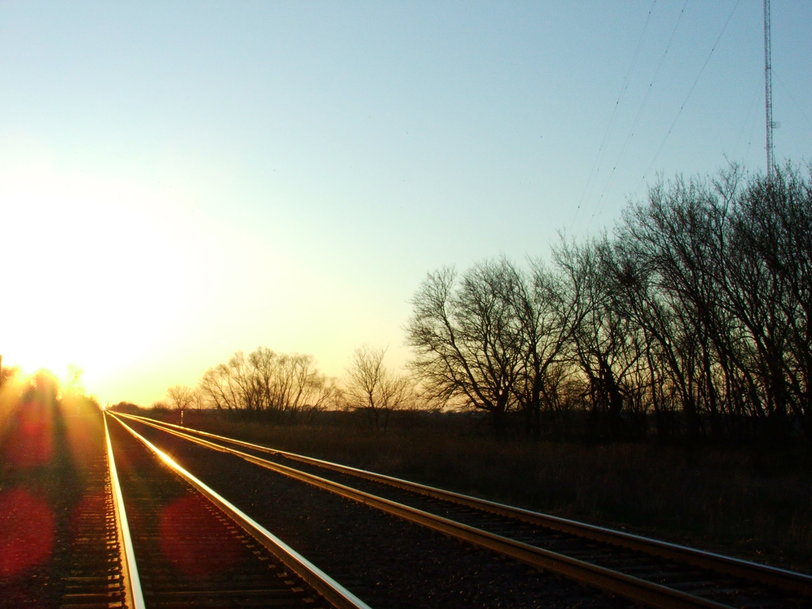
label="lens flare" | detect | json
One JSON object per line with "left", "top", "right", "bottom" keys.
{"left": 0, "top": 487, "right": 55, "bottom": 577}
{"left": 158, "top": 494, "right": 242, "bottom": 578}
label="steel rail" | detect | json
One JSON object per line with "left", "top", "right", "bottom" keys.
{"left": 108, "top": 413, "right": 372, "bottom": 609}
{"left": 103, "top": 413, "right": 146, "bottom": 609}
{"left": 117, "top": 413, "right": 740, "bottom": 609}
{"left": 122, "top": 412, "right": 812, "bottom": 598}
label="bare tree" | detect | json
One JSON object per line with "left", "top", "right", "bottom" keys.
{"left": 344, "top": 345, "right": 411, "bottom": 430}
{"left": 407, "top": 259, "right": 580, "bottom": 436}
{"left": 199, "top": 352, "right": 253, "bottom": 411}
{"left": 553, "top": 238, "right": 648, "bottom": 437}
{"left": 199, "top": 347, "right": 335, "bottom": 415}
{"left": 506, "top": 257, "right": 579, "bottom": 438}
{"left": 407, "top": 264, "right": 524, "bottom": 431}
{"left": 404, "top": 165, "right": 810, "bottom": 442}
{"left": 167, "top": 384, "right": 197, "bottom": 425}
{"left": 602, "top": 164, "right": 811, "bottom": 440}
{"left": 723, "top": 166, "right": 812, "bottom": 437}
{"left": 255, "top": 350, "right": 336, "bottom": 412}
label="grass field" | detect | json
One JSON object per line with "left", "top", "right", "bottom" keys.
{"left": 140, "top": 407, "right": 812, "bottom": 574}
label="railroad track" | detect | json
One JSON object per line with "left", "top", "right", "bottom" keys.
{"left": 0, "top": 400, "right": 127, "bottom": 609}
{"left": 105, "top": 414, "right": 370, "bottom": 609}
{"left": 114, "top": 412, "right": 812, "bottom": 609}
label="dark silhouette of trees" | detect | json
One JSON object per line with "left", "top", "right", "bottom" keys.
{"left": 503, "top": 258, "right": 577, "bottom": 439}
{"left": 343, "top": 345, "right": 412, "bottom": 430}
{"left": 601, "top": 165, "right": 811, "bottom": 440}
{"left": 721, "top": 168, "right": 811, "bottom": 438}
{"left": 555, "top": 238, "right": 646, "bottom": 438}
{"left": 407, "top": 260, "right": 575, "bottom": 434}
{"left": 199, "top": 347, "right": 335, "bottom": 414}
{"left": 167, "top": 385, "right": 197, "bottom": 424}
{"left": 407, "top": 164, "right": 811, "bottom": 441}
{"left": 407, "top": 265, "right": 523, "bottom": 431}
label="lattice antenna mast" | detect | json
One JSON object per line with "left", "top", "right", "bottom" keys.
{"left": 763, "top": 0, "right": 775, "bottom": 179}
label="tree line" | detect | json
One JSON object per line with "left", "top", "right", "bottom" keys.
{"left": 160, "top": 344, "right": 412, "bottom": 430}
{"left": 407, "top": 165, "right": 811, "bottom": 441}
{"left": 159, "top": 165, "right": 809, "bottom": 442}
{"left": 197, "top": 348, "right": 336, "bottom": 414}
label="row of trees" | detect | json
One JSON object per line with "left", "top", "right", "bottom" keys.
{"left": 197, "top": 348, "right": 336, "bottom": 413}
{"left": 161, "top": 165, "right": 808, "bottom": 441}
{"left": 407, "top": 165, "right": 811, "bottom": 441}
{"left": 164, "top": 345, "right": 412, "bottom": 430}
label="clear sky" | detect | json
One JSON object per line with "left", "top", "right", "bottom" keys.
{"left": 1, "top": 1, "right": 810, "bottom": 406}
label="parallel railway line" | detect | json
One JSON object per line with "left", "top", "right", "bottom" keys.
{"left": 113, "top": 412, "right": 812, "bottom": 609}
{"left": 1, "top": 401, "right": 127, "bottom": 609}
{"left": 105, "top": 414, "right": 370, "bottom": 609}
{"left": 110, "top": 413, "right": 630, "bottom": 609}
{"left": 9, "top": 389, "right": 803, "bottom": 607}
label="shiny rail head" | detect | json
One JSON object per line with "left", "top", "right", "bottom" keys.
{"left": 108, "top": 413, "right": 373, "bottom": 609}
{"left": 103, "top": 413, "right": 147, "bottom": 609}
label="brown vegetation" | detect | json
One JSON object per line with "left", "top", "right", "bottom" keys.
{"left": 139, "top": 407, "right": 812, "bottom": 574}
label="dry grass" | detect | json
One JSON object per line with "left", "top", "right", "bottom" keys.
{"left": 156, "top": 408, "right": 812, "bottom": 574}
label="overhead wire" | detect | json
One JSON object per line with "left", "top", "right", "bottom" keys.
{"left": 734, "top": 87, "right": 762, "bottom": 164}
{"left": 572, "top": 0, "right": 657, "bottom": 226}
{"left": 774, "top": 72, "right": 812, "bottom": 134}
{"left": 590, "top": 0, "right": 689, "bottom": 221}
{"left": 638, "top": 0, "right": 742, "bottom": 189}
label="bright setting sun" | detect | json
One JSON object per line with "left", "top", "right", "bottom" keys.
{"left": 0, "top": 167, "right": 194, "bottom": 392}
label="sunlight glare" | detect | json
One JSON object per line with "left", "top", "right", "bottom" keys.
{"left": 0, "top": 166, "right": 198, "bottom": 394}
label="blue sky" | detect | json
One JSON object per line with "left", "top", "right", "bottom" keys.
{"left": 1, "top": 1, "right": 810, "bottom": 406}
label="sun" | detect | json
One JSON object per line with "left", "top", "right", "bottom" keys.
{"left": 0, "top": 166, "right": 196, "bottom": 402}
{"left": 1, "top": 320, "right": 114, "bottom": 397}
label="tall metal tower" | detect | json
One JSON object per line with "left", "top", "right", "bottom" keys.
{"left": 763, "top": 0, "right": 775, "bottom": 178}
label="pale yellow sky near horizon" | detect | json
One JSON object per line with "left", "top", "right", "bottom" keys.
{"left": 0, "top": 165, "right": 411, "bottom": 406}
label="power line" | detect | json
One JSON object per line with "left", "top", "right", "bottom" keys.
{"left": 639, "top": 0, "right": 742, "bottom": 187}
{"left": 591, "top": 0, "right": 689, "bottom": 219}
{"left": 573, "top": 0, "right": 657, "bottom": 224}
{"left": 763, "top": 0, "right": 775, "bottom": 178}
